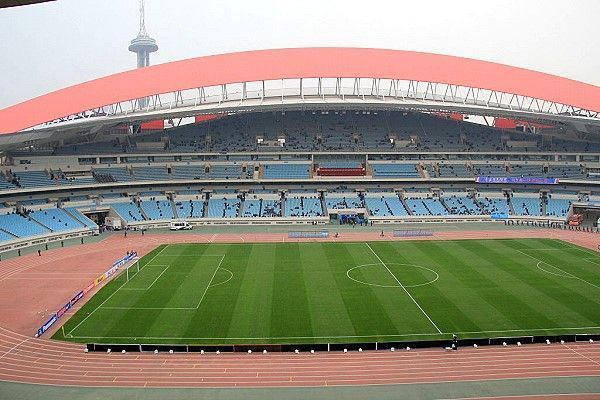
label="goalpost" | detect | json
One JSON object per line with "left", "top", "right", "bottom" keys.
{"left": 125, "top": 257, "right": 141, "bottom": 282}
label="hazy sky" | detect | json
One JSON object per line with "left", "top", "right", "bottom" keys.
{"left": 0, "top": 0, "right": 598, "bottom": 109}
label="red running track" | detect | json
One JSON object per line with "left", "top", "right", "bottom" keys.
{"left": 0, "top": 229, "right": 596, "bottom": 388}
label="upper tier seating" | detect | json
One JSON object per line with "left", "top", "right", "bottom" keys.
{"left": 263, "top": 164, "right": 310, "bottom": 179}
{"left": 371, "top": 163, "right": 419, "bottom": 178}
{"left": 511, "top": 164, "right": 544, "bottom": 177}
{"left": 473, "top": 164, "right": 507, "bottom": 176}
{"left": 0, "top": 173, "right": 17, "bottom": 190}
{"left": 549, "top": 165, "right": 586, "bottom": 179}
{"left": 94, "top": 167, "right": 133, "bottom": 182}
{"left": 27, "top": 110, "right": 600, "bottom": 156}
{"left": 13, "top": 171, "right": 61, "bottom": 188}
{"left": 429, "top": 163, "right": 473, "bottom": 178}
{"left": 133, "top": 167, "right": 170, "bottom": 181}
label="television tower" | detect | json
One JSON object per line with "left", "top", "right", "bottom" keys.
{"left": 128, "top": 0, "right": 158, "bottom": 69}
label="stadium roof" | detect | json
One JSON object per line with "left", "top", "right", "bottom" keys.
{"left": 0, "top": 0, "right": 55, "bottom": 8}
{"left": 1, "top": 47, "right": 599, "bottom": 135}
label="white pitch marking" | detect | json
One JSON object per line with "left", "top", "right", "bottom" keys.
{"left": 66, "top": 325, "right": 600, "bottom": 341}
{"left": 193, "top": 255, "right": 225, "bottom": 309}
{"left": 67, "top": 245, "right": 171, "bottom": 336}
{"left": 517, "top": 249, "right": 600, "bottom": 290}
{"left": 365, "top": 243, "right": 442, "bottom": 334}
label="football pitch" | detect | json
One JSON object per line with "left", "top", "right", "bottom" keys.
{"left": 54, "top": 238, "right": 600, "bottom": 345}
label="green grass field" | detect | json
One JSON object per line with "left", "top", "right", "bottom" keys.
{"left": 54, "top": 238, "right": 600, "bottom": 345}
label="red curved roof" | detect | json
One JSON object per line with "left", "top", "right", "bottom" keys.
{"left": 1, "top": 47, "right": 599, "bottom": 134}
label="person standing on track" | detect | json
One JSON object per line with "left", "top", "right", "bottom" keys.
{"left": 451, "top": 334, "right": 459, "bottom": 351}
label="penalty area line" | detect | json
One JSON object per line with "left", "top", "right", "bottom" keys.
{"left": 66, "top": 244, "right": 171, "bottom": 337}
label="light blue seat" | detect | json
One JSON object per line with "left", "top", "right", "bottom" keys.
{"left": 263, "top": 164, "right": 310, "bottom": 179}
{"left": 207, "top": 198, "right": 240, "bottom": 218}
{"left": 285, "top": 197, "right": 323, "bottom": 217}
{"left": 0, "top": 214, "right": 50, "bottom": 237}
{"left": 140, "top": 199, "right": 175, "bottom": 220}
{"left": 512, "top": 197, "right": 542, "bottom": 216}
{"left": 174, "top": 200, "right": 204, "bottom": 218}
{"left": 371, "top": 163, "right": 419, "bottom": 178}
{"left": 112, "top": 202, "right": 145, "bottom": 222}
{"left": 29, "top": 209, "right": 84, "bottom": 231}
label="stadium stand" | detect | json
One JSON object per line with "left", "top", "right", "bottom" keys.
{"left": 263, "top": 163, "right": 310, "bottom": 179}
{"left": 364, "top": 193, "right": 408, "bottom": 217}
{"left": 371, "top": 163, "right": 419, "bottom": 178}
{"left": 112, "top": 202, "right": 145, "bottom": 222}
{"left": 285, "top": 195, "right": 324, "bottom": 217}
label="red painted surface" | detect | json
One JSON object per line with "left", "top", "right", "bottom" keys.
{"left": 140, "top": 119, "right": 164, "bottom": 130}
{"left": 495, "top": 117, "right": 554, "bottom": 129}
{"left": 317, "top": 167, "right": 366, "bottom": 176}
{"left": 1, "top": 48, "right": 599, "bottom": 133}
{"left": 432, "top": 112, "right": 464, "bottom": 121}
{"left": 195, "top": 114, "right": 225, "bottom": 124}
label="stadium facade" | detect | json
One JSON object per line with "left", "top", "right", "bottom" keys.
{"left": 0, "top": 48, "right": 599, "bottom": 252}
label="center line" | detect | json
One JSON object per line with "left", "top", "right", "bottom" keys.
{"left": 365, "top": 242, "right": 442, "bottom": 334}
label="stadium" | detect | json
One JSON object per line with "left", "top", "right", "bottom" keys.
{"left": 0, "top": 3, "right": 599, "bottom": 399}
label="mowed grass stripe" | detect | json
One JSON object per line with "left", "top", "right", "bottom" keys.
{"left": 100, "top": 246, "right": 213, "bottom": 338}
{"left": 341, "top": 243, "right": 438, "bottom": 337}
{"left": 224, "top": 244, "right": 276, "bottom": 338}
{"left": 54, "top": 239, "right": 600, "bottom": 345}
{"left": 300, "top": 244, "right": 356, "bottom": 338}
{"left": 370, "top": 241, "right": 483, "bottom": 334}
{"left": 452, "top": 240, "right": 588, "bottom": 329}
{"left": 499, "top": 240, "right": 600, "bottom": 311}
{"left": 271, "top": 244, "right": 314, "bottom": 338}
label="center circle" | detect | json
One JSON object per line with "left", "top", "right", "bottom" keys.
{"left": 347, "top": 263, "right": 439, "bottom": 288}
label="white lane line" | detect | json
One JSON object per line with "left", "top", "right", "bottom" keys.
{"left": 67, "top": 245, "right": 171, "bottom": 336}
{"left": 365, "top": 242, "right": 442, "bottom": 334}
{"left": 517, "top": 249, "right": 600, "bottom": 290}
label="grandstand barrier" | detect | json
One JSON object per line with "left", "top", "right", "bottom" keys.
{"left": 288, "top": 231, "right": 329, "bottom": 238}
{"left": 0, "top": 228, "right": 97, "bottom": 254}
{"left": 393, "top": 230, "right": 434, "bottom": 237}
{"left": 35, "top": 252, "right": 138, "bottom": 337}
{"left": 85, "top": 332, "right": 600, "bottom": 353}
